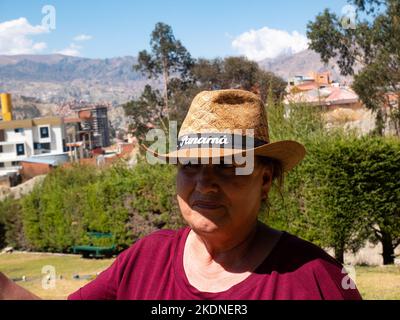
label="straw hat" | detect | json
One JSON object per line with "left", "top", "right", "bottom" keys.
{"left": 144, "top": 89, "right": 306, "bottom": 172}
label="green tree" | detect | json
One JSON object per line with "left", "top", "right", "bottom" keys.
{"left": 191, "top": 56, "right": 287, "bottom": 102}
{"left": 134, "top": 22, "right": 194, "bottom": 123}
{"left": 307, "top": 0, "right": 400, "bottom": 135}
{"left": 267, "top": 97, "right": 400, "bottom": 264}
{"left": 265, "top": 99, "right": 331, "bottom": 252}
{"left": 265, "top": 96, "right": 368, "bottom": 263}
{"left": 123, "top": 85, "right": 165, "bottom": 144}
{"left": 302, "top": 132, "right": 368, "bottom": 263}
{"left": 0, "top": 197, "right": 27, "bottom": 249}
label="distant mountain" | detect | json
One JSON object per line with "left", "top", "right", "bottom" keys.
{"left": 0, "top": 54, "right": 73, "bottom": 65}
{"left": 0, "top": 51, "right": 357, "bottom": 89}
{"left": 0, "top": 51, "right": 357, "bottom": 84}
{"left": 0, "top": 52, "right": 358, "bottom": 135}
{"left": 0, "top": 54, "right": 142, "bottom": 82}
{"left": 258, "top": 49, "right": 355, "bottom": 83}
{"left": 0, "top": 54, "right": 163, "bottom": 108}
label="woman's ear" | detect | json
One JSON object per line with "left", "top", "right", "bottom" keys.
{"left": 261, "top": 165, "right": 273, "bottom": 197}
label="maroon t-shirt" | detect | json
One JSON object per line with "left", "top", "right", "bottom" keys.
{"left": 68, "top": 227, "right": 362, "bottom": 300}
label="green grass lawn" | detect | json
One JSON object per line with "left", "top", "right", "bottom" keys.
{"left": 355, "top": 265, "right": 400, "bottom": 300}
{"left": 0, "top": 252, "right": 114, "bottom": 300}
{"left": 0, "top": 252, "right": 399, "bottom": 299}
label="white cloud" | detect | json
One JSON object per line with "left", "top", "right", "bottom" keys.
{"left": 0, "top": 17, "right": 48, "bottom": 54}
{"left": 57, "top": 34, "right": 91, "bottom": 56}
{"left": 73, "top": 34, "right": 92, "bottom": 42}
{"left": 232, "top": 26, "right": 309, "bottom": 61}
{"left": 56, "top": 43, "right": 82, "bottom": 56}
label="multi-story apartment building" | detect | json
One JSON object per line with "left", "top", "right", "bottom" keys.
{"left": 0, "top": 117, "right": 66, "bottom": 169}
{"left": 78, "top": 106, "right": 111, "bottom": 148}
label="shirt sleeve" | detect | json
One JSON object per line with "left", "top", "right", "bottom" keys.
{"left": 68, "top": 256, "right": 120, "bottom": 300}
{"left": 311, "top": 258, "right": 362, "bottom": 300}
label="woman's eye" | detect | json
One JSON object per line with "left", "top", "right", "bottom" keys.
{"left": 216, "top": 163, "right": 236, "bottom": 172}
{"left": 182, "top": 163, "right": 200, "bottom": 169}
{"left": 220, "top": 163, "right": 234, "bottom": 168}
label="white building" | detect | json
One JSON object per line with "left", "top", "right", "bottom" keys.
{"left": 0, "top": 117, "right": 66, "bottom": 169}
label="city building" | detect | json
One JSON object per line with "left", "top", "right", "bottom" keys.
{"left": 0, "top": 117, "right": 67, "bottom": 164}
{"left": 0, "top": 93, "right": 68, "bottom": 184}
{"left": 63, "top": 105, "right": 111, "bottom": 162}
{"left": 76, "top": 106, "right": 110, "bottom": 148}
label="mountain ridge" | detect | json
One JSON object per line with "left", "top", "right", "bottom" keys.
{"left": 0, "top": 50, "right": 355, "bottom": 137}
{"left": 0, "top": 49, "right": 353, "bottom": 83}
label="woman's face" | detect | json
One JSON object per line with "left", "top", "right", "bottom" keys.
{"left": 176, "top": 158, "right": 273, "bottom": 237}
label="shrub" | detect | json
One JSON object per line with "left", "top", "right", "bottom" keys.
{"left": 19, "top": 160, "right": 183, "bottom": 252}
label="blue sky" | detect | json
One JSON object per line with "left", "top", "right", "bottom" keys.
{"left": 0, "top": 0, "right": 350, "bottom": 60}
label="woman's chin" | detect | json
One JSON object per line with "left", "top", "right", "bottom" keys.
{"left": 186, "top": 213, "right": 228, "bottom": 235}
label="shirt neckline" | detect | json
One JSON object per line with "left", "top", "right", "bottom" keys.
{"left": 173, "top": 226, "right": 285, "bottom": 299}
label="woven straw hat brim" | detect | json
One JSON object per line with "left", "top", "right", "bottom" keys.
{"left": 142, "top": 140, "right": 306, "bottom": 172}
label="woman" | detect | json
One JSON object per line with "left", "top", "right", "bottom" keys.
{"left": 0, "top": 89, "right": 362, "bottom": 300}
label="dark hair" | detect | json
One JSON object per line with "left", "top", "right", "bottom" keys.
{"left": 256, "top": 156, "right": 284, "bottom": 219}
{"left": 256, "top": 156, "right": 284, "bottom": 192}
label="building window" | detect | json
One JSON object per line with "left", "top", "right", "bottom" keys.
{"left": 0, "top": 162, "right": 4, "bottom": 168}
{"left": 0, "top": 145, "right": 2, "bottom": 153}
{"left": 16, "top": 143, "right": 25, "bottom": 156}
{"left": 40, "top": 126, "right": 50, "bottom": 138}
{"left": 14, "top": 128, "right": 24, "bottom": 133}
{"left": 34, "top": 142, "right": 51, "bottom": 151}
{"left": 11, "top": 161, "right": 20, "bottom": 166}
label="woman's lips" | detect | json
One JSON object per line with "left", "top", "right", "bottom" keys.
{"left": 192, "top": 201, "right": 223, "bottom": 209}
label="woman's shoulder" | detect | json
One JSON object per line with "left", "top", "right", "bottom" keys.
{"left": 256, "top": 229, "right": 361, "bottom": 299}
{"left": 274, "top": 231, "right": 341, "bottom": 268}
{"left": 275, "top": 231, "right": 361, "bottom": 299}
{"left": 270, "top": 231, "right": 343, "bottom": 273}
{"left": 118, "top": 226, "right": 189, "bottom": 261}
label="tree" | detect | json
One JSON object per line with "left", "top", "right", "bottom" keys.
{"left": 123, "top": 85, "right": 166, "bottom": 145}
{"left": 266, "top": 98, "right": 400, "bottom": 264}
{"left": 134, "top": 22, "right": 194, "bottom": 123}
{"left": 191, "top": 58, "right": 224, "bottom": 89}
{"left": 302, "top": 133, "right": 369, "bottom": 263}
{"left": 191, "top": 56, "right": 287, "bottom": 102}
{"left": 0, "top": 197, "right": 27, "bottom": 249}
{"left": 307, "top": 0, "right": 400, "bottom": 135}
{"left": 128, "top": 24, "right": 286, "bottom": 148}
{"left": 265, "top": 98, "right": 337, "bottom": 256}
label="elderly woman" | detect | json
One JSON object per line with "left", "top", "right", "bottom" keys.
{"left": 0, "top": 90, "right": 361, "bottom": 300}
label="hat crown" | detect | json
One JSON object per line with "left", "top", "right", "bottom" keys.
{"left": 179, "top": 89, "right": 269, "bottom": 142}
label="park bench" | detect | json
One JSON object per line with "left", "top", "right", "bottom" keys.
{"left": 72, "top": 232, "right": 116, "bottom": 258}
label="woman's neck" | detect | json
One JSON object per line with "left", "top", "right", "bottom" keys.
{"left": 187, "top": 221, "right": 260, "bottom": 272}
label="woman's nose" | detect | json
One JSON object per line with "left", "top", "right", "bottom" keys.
{"left": 194, "top": 166, "right": 219, "bottom": 193}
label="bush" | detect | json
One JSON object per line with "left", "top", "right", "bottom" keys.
{"left": 267, "top": 130, "right": 400, "bottom": 264}
{"left": 0, "top": 196, "right": 27, "bottom": 249}
{"left": 18, "top": 160, "right": 183, "bottom": 253}
{"left": 265, "top": 98, "right": 400, "bottom": 264}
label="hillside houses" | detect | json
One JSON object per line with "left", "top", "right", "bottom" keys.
{"left": 284, "top": 72, "right": 375, "bottom": 133}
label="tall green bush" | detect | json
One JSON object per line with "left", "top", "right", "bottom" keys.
{"left": 265, "top": 98, "right": 400, "bottom": 264}
{"left": 0, "top": 197, "right": 27, "bottom": 249}
{"left": 19, "top": 160, "right": 182, "bottom": 253}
